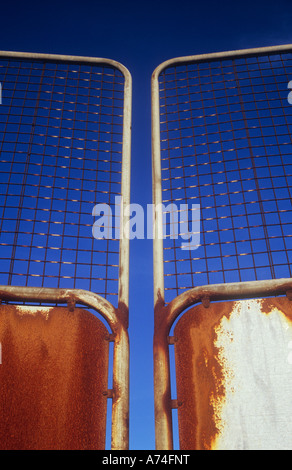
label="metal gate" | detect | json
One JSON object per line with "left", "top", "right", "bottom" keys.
{"left": 152, "top": 45, "right": 292, "bottom": 449}
{"left": 0, "top": 51, "right": 132, "bottom": 450}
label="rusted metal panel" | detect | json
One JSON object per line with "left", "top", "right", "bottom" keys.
{"left": 174, "top": 297, "right": 292, "bottom": 450}
{"left": 0, "top": 304, "right": 109, "bottom": 450}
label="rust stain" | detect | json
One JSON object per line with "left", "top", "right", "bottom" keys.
{"left": 117, "top": 300, "right": 129, "bottom": 330}
{"left": 174, "top": 297, "right": 292, "bottom": 450}
{"left": 0, "top": 305, "right": 109, "bottom": 450}
{"left": 174, "top": 301, "right": 235, "bottom": 450}
{"left": 259, "top": 297, "right": 292, "bottom": 323}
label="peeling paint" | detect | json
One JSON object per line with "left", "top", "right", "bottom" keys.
{"left": 174, "top": 297, "right": 292, "bottom": 450}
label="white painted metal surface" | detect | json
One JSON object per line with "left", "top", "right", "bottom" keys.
{"left": 213, "top": 298, "right": 292, "bottom": 450}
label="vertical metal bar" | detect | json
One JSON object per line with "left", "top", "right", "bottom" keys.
{"left": 152, "top": 67, "right": 165, "bottom": 308}
{"left": 118, "top": 66, "right": 132, "bottom": 320}
{"left": 112, "top": 64, "right": 132, "bottom": 451}
{"left": 152, "top": 65, "right": 173, "bottom": 450}
{"left": 153, "top": 315, "right": 173, "bottom": 450}
{"left": 111, "top": 324, "right": 130, "bottom": 450}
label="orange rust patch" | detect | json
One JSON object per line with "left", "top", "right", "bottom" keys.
{"left": 259, "top": 297, "right": 292, "bottom": 323}
{"left": 0, "top": 305, "right": 109, "bottom": 450}
{"left": 174, "top": 301, "right": 236, "bottom": 450}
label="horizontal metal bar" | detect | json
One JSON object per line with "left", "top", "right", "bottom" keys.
{"left": 0, "top": 284, "right": 119, "bottom": 330}
{"left": 152, "top": 44, "right": 292, "bottom": 80}
{"left": 0, "top": 50, "right": 131, "bottom": 80}
{"left": 166, "top": 277, "right": 292, "bottom": 333}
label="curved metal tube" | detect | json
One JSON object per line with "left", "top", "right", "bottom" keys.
{"left": 166, "top": 277, "right": 292, "bottom": 334}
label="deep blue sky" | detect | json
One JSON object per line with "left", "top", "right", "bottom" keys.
{"left": 1, "top": 0, "right": 292, "bottom": 450}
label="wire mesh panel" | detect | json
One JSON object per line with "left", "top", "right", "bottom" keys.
{"left": 0, "top": 53, "right": 130, "bottom": 308}
{"left": 152, "top": 45, "right": 292, "bottom": 451}
{"left": 155, "top": 47, "right": 292, "bottom": 304}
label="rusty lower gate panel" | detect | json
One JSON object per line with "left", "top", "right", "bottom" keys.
{"left": 0, "top": 304, "right": 109, "bottom": 450}
{"left": 174, "top": 297, "right": 292, "bottom": 450}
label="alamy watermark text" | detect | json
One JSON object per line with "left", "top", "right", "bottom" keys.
{"left": 92, "top": 197, "right": 201, "bottom": 251}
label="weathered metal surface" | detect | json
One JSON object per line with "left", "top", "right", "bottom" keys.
{"left": 153, "top": 279, "right": 292, "bottom": 450}
{"left": 0, "top": 285, "right": 130, "bottom": 450}
{"left": 174, "top": 297, "right": 292, "bottom": 450}
{"left": 0, "top": 304, "right": 109, "bottom": 450}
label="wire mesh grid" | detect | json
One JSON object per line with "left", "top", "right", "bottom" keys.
{"left": 0, "top": 56, "right": 125, "bottom": 307}
{"left": 158, "top": 51, "right": 292, "bottom": 304}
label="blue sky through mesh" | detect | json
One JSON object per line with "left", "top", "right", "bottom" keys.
{"left": 0, "top": 57, "right": 125, "bottom": 307}
{"left": 159, "top": 52, "right": 292, "bottom": 303}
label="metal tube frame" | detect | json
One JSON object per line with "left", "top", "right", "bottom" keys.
{"left": 151, "top": 44, "right": 292, "bottom": 450}
{"left": 0, "top": 51, "right": 132, "bottom": 450}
